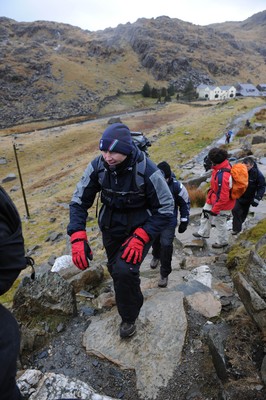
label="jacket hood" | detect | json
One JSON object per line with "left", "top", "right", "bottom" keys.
{"left": 212, "top": 159, "right": 231, "bottom": 171}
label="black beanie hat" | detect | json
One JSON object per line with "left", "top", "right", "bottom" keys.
{"left": 208, "top": 148, "right": 228, "bottom": 165}
{"left": 99, "top": 123, "right": 133, "bottom": 155}
{"left": 157, "top": 161, "right": 171, "bottom": 179}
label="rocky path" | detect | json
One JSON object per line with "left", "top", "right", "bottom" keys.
{"left": 194, "top": 103, "right": 266, "bottom": 164}
{"left": 18, "top": 195, "right": 266, "bottom": 400}
{"left": 16, "top": 122, "right": 266, "bottom": 399}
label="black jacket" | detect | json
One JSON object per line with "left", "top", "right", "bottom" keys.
{"left": 238, "top": 162, "right": 265, "bottom": 204}
{"left": 167, "top": 177, "right": 190, "bottom": 227}
{"left": 0, "top": 186, "right": 27, "bottom": 295}
{"left": 67, "top": 146, "right": 174, "bottom": 239}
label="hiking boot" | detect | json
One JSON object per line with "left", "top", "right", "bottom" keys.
{"left": 212, "top": 243, "right": 228, "bottom": 249}
{"left": 158, "top": 275, "right": 168, "bottom": 288}
{"left": 120, "top": 322, "right": 136, "bottom": 338}
{"left": 193, "top": 232, "right": 209, "bottom": 239}
{"left": 232, "top": 230, "right": 241, "bottom": 235}
{"left": 150, "top": 257, "right": 160, "bottom": 269}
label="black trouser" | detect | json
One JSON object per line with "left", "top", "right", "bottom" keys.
{"left": 152, "top": 226, "right": 176, "bottom": 278}
{"left": 232, "top": 200, "right": 250, "bottom": 232}
{"left": 102, "top": 231, "right": 152, "bottom": 323}
{"left": 0, "top": 305, "right": 22, "bottom": 400}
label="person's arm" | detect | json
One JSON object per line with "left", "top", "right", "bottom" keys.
{"left": 67, "top": 157, "right": 101, "bottom": 269}
{"left": 67, "top": 157, "right": 101, "bottom": 235}
{"left": 121, "top": 163, "right": 174, "bottom": 265}
{"left": 140, "top": 162, "right": 174, "bottom": 239}
{"left": 176, "top": 183, "right": 190, "bottom": 233}
{"left": 252, "top": 171, "right": 266, "bottom": 206}
{"left": 176, "top": 183, "right": 190, "bottom": 221}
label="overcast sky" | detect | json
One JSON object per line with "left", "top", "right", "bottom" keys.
{"left": 1, "top": 0, "right": 265, "bottom": 31}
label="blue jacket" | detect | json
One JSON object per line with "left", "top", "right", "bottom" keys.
{"left": 67, "top": 146, "right": 174, "bottom": 239}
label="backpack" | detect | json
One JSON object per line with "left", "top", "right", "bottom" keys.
{"left": 97, "top": 130, "right": 150, "bottom": 188}
{"left": 0, "top": 186, "right": 34, "bottom": 295}
{"left": 203, "top": 155, "right": 212, "bottom": 172}
{"left": 130, "top": 131, "right": 151, "bottom": 156}
{"left": 216, "top": 163, "right": 249, "bottom": 200}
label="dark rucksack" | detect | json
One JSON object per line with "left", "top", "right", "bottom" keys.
{"left": 130, "top": 131, "right": 151, "bottom": 156}
{"left": 203, "top": 155, "right": 212, "bottom": 172}
{"left": 0, "top": 186, "right": 34, "bottom": 295}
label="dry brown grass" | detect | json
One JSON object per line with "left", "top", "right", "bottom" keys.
{"left": 187, "top": 186, "right": 207, "bottom": 208}
{"left": 236, "top": 127, "right": 253, "bottom": 137}
{"left": 254, "top": 108, "right": 266, "bottom": 121}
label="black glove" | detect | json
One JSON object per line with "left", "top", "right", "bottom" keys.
{"left": 178, "top": 221, "right": 188, "bottom": 234}
{"left": 209, "top": 210, "right": 218, "bottom": 216}
{"left": 203, "top": 209, "right": 217, "bottom": 219}
{"left": 251, "top": 199, "right": 259, "bottom": 207}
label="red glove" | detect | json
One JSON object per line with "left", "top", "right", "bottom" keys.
{"left": 121, "top": 227, "right": 150, "bottom": 264}
{"left": 70, "top": 231, "right": 93, "bottom": 270}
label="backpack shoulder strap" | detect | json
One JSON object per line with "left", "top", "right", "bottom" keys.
{"left": 96, "top": 155, "right": 106, "bottom": 185}
{"left": 215, "top": 168, "right": 231, "bottom": 200}
{"left": 135, "top": 152, "right": 146, "bottom": 189}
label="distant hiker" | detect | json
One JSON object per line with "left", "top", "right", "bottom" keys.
{"left": 232, "top": 157, "right": 265, "bottom": 234}
{"left": 225, "top": 130, "right": 232, "bottom": 144}
{"left": 150, "top": 161, "right": 190, "bottom": 288}
{"left": 0, "top": 186, "right": 33, "bottom": 400}
{"left": 193, "top": 148, "right": 235, "bottom": 249}
{"left": 67, "top": 123, "right": 174, "bottom": 338}
{"left": 245, "top": 119, "right": 251, "bottom": 128}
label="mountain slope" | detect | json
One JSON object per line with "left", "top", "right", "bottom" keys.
{"left": 0, "top": 11, "right": 266, "bottom": 128}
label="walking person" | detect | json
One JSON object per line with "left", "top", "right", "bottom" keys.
{"left": 193, "top": 148, "right": 235, "bottom": 249}
{"left": 150, "top": 161, "right": 190, "bottom": 287}
{"left": 67, "top": 123, "right": 174, "bottom": 338}
{"left": 225, "top": 130, "right": 232, "bottom": 144}
{"left": 245, "top": 119, "right": 251, "bottom": 128}
{"left": 232, "top": 157, "right": 265, "bottom": 234}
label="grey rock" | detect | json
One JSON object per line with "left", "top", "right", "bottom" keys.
{"left": 203, "top": 322, "right": 231, "bottom": 382}
{"left": 83, "top": 290, "right": 187, "bottom": 400}
{"left": 233, "top": 272, "right": 266, "bottom": 335}
{"left": 17, "top": 369, "right": 117, "bottom": 400}
{"left": 2, "top": 173, "right": 16, "bottom": 183}
{"left": 13, "top": 270, "right": 77, "bottom": 320}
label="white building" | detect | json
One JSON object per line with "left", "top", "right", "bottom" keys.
{"left": 196, "top": 84, "right": 236, "bottom": 100}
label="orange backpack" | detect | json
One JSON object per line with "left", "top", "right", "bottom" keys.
{"left": 216, "top": 163, "right": 249, "bottom": 200}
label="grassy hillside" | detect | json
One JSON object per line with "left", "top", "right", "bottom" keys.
{"left": 0, "top": 97, "right": 265, "bottom": 271}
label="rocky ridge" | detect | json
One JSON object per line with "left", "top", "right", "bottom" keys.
{"left": 1, "top": 10, "right": 266, "bottom": 128}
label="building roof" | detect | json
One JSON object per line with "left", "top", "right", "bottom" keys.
{"left": 236, "top": 83, "right": 260, "bottom": 96}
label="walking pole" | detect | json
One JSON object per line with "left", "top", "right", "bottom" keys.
{"left": 13, "top": 142, "right": 30, "bottom": 218}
